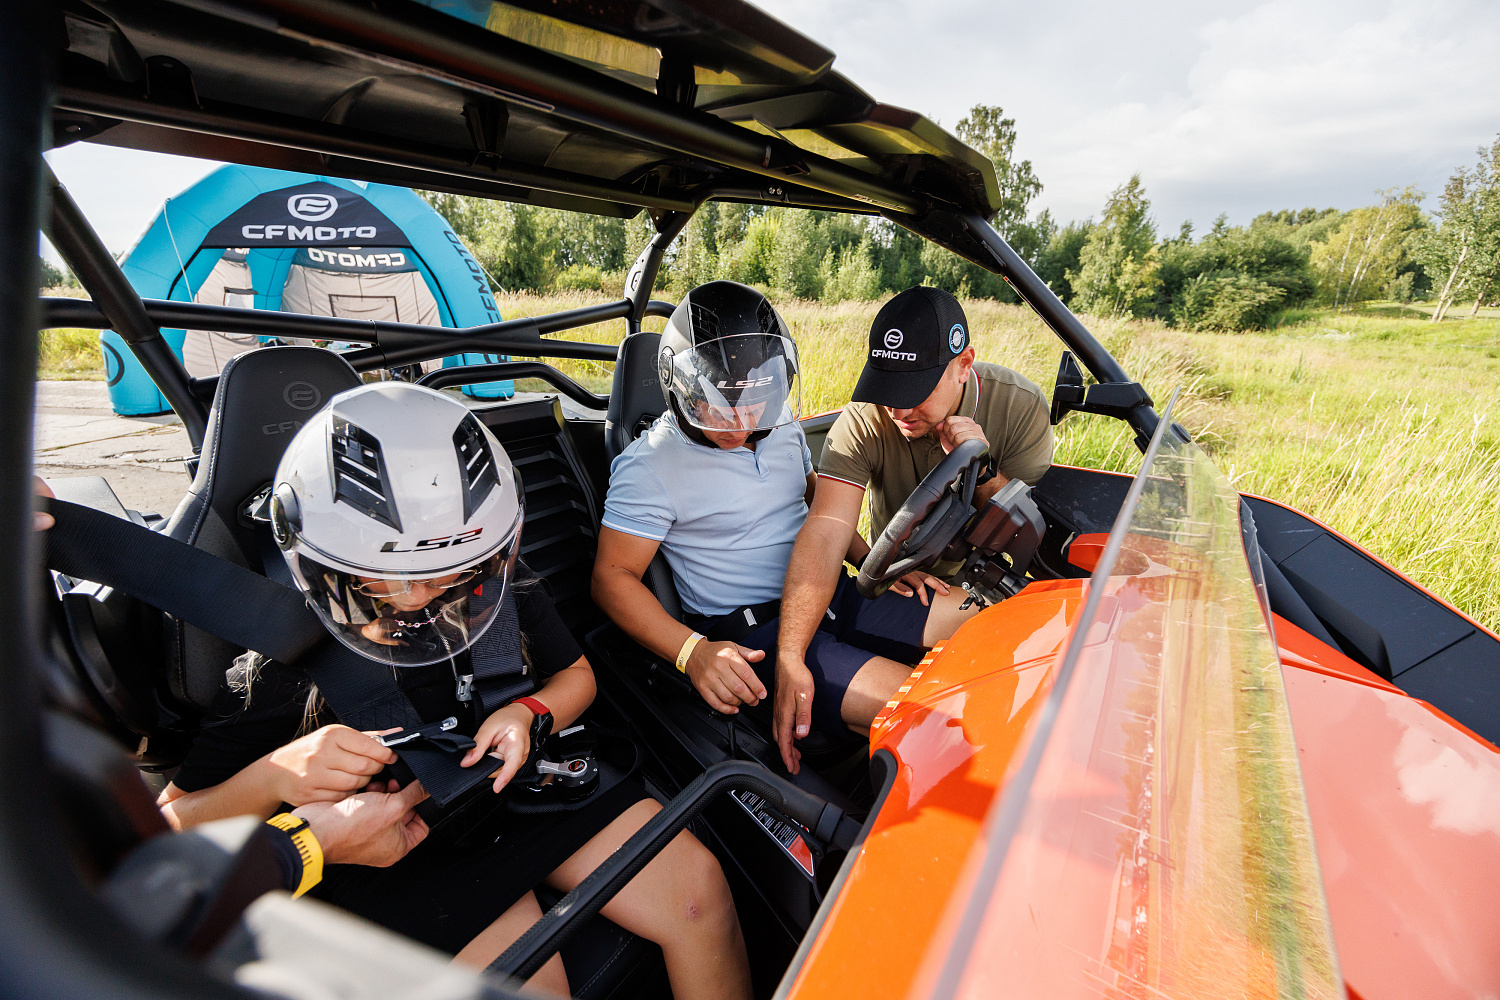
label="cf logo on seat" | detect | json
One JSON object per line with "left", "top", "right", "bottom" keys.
{"left": 883, "top": 328, "right": 903, "bottom": 349}
{"left": 284, "top": 382, "right": 322, "bottom": 411}
{"left": 287, "top": 193, "right": 338, "bottom": 221}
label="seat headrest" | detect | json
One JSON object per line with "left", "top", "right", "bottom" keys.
{"left": 176, "top": 346, "right": 362, "bottom": 561}
{"left": 604, "top": 332, "right": 664, "bottom": 461}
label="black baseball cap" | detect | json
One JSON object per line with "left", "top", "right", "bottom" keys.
{"left": 850, "top": 286, "right": 971, "bottom": 409}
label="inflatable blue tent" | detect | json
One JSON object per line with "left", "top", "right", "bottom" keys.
{"left": 106, "top": 165, "right": 511, "bottom": 414}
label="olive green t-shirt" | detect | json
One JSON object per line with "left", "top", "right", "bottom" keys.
{"left": 817, "top": 361, "right": 1054, "bottom": 541}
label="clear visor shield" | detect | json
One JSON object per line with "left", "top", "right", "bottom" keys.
{"left": 289, "top": 538, "right": 519, "bottom": 668}
{"left": 668, "top": 334, "right": 800, "bottom": 433}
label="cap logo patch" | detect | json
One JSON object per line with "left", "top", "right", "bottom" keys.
{"left": 883, "top": 328, "right": 904, "bottom": 350}
{"left": 949, "top": 324, "right": 966, "bottom": 354}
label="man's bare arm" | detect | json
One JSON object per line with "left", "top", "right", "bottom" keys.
{"left": 778, "top": 478, "right": 864, "bottom": 663}
{"left": 592, "top": 527, "right": 767, "bottom": 712}
{"left": 592, "top": 527, "right": 695, "bottom": 662}
{"left": 938, "top": 415, "right": 1009, "bottom": 506}
{"left": 772, "top": 478, "right": 864, "bottom": 771}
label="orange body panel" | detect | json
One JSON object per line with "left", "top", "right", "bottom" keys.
{"left": 1278, "top": 634, "right": 1500, "bottom": 1000}
{"left": 783, "top": 574, "right": 1500, "bottom": 1000}
{"left": 783, "top": 580, "right": 1090, "bottom": 1000}
{"left": 1273, "top": 598, "right": 1500, "bottom": 986}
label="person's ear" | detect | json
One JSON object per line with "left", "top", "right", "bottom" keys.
{"left": 951, "top": 348, "right": 975, "bottom": 383}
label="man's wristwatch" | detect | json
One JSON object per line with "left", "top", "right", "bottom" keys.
{"left": 513, "top": 696, "right": 553, "bottom": 744}
{"left": 265, "top": 812, "right": 323, "bottom": 897}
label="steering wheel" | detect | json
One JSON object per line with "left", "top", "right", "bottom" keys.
{"left": 856, "top": 438, "right": 990, "bottom": 598}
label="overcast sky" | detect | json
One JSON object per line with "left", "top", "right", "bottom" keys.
{"left": 44, "top": 0, "right": 1500, "bottom": 261}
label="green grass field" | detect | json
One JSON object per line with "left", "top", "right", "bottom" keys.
{"left": 39, "top": 293, "right": 1500, "bottom": 632}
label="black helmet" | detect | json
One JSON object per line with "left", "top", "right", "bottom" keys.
{"left": 658, "top": 281, "right": 801, "bottom": 447}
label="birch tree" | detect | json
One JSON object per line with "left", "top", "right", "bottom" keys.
{"left": 1416, "top": 136, "right": 1500, "bottom": 322}
{"left": 1309, "top": 187, "right": 1423, "bottom": 310}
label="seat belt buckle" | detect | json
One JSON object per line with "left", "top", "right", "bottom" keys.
{"left": 381, "top": 716, "right": 462, "bottom": 746}
{"left": 455, "top": 673, "right": 474, "bottom": 703}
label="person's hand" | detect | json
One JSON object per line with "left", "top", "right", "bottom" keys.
{"left": 293, "top": 779, "right": 429, "bottom": 867}
{"left": 33, "top": 476, "right": 54, "bottom": 531}
{"left": 463, "top": 702, "right": 532, "bottom": 793}
{"left": 772, "top": 658, "right": 815, "bottom": 774}
{"left": 262, "top": 725, "right": 397, "bottom": 806}
{"left": 686, "top": 640, "right": 768, "bottom": 713}
{"left": 890, "top": 570, "right": 950, "bottom": 606}
{"left": 935, "top": 416, "right": 988, "bottom": 455}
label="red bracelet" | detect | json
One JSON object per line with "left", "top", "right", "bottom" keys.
{"left": 513, "top": 696, "right": 549, "bottom": 718}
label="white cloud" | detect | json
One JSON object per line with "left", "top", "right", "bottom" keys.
{"left": 39, "top": 0, "right": 1500, "bottom": 257}
{"left": 755, "top": 0, "right": 1500, "bottom": 230}
{"left": 43, "top": 143, "right": 223, "bottom": 264}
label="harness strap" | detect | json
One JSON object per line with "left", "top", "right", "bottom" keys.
{"left": 684, "top": 598, "right": 781, "bottom": 645}
{"left": 43, "top": 498, "right": 498, "bottom": 806}
{"left": 467, "top": 588, "right": 530, "bottom": 718}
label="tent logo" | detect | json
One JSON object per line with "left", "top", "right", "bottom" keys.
{"left": 287, "top": 193, "right": 338, "bottom": 222}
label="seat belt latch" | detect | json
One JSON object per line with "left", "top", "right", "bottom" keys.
{"left": 456, "top": 673, "right": 474, "bottom": 703}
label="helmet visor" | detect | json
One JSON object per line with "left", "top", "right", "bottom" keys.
{"left": 287, "top": 527, "right": 520, "bottom": 668}
{"left": 666, "top": 333, "right": 801, "bottom": 434}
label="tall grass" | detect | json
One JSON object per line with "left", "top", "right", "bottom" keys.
{"left": 38, "top": 328, "right": 103, "bottom": 379}
{"left": 39, "top": 291, "right": 1500, "bottom": 632}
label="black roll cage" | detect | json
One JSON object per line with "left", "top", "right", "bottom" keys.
{"left": 40, "top": 185, "right": 1159, "bottom": 457}
{"left": 4, "top": 2, "right": 1168, "bottom": 996}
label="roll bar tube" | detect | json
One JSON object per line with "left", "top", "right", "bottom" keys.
{"left": 956, "top": 210, "right": 1162, "bottom": 447}
{"left": 625, "top": 212, "right": 690, "bottom": 332}
{"left": 192, "top": 0, "right": 927, "bottom": 215}
{"left": 46, "top": 172, "right": 209, "bottom": 449}
{"left": 489, "top": 760, "right": 859, "bottom": 981}
{"left": 40, "top": 295, "right": 677, "bottom": 401}
{"left": 55, "top": 86, "right": 697, "bottom": 216}
{"left": 417, "top": 362, "right": 608, "bottom": 410}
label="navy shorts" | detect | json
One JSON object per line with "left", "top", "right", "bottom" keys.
{"left": 730, "top": 575, "right": 930, "bottom": 734}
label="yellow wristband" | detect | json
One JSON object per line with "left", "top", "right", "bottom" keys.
{"left": 675, "top": 632, "right": 705, "bottom": 674}
{"left": 266, "top": 812, "right": 324, "bottom": 898}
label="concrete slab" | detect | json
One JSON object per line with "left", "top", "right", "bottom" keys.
{"left": 34, "top": 380, "right": 192, "bottom": 516}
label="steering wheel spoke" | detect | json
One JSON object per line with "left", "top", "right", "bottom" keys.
{"left": 856, "top": 438, "right": 990, "bottom": 598}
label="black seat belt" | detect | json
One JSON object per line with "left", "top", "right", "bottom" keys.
{"left": 44, "top": 498, "right": 503, "bottom": 806}
{"left": 684, "top": 598, "right": 782, "bottom": 645}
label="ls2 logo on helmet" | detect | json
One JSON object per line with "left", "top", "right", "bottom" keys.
{"left": 287, "top": 193, "right": 339, "bottom": 222}
{"left": 380, "top": 527, "right": 483, "bottom": 553}
{"left": 716, "top": 376, "right": 775, "bottom": 389}
{"left": 949, "top": 323, "right": 966, "bottom": 354}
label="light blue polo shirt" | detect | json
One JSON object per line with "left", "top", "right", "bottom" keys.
{"left": 602, "top": 412, "right": 813, "bottom": 617}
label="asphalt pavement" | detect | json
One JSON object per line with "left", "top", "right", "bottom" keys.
{"left": 34, "top": 380, "right": 192, "bottom": 516}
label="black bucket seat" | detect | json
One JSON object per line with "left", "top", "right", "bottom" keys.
{"left": 162, "top": 346, "right": 361, "bottom": 717}
{"left": 603, "top": 332, "right": 683, "bottom": 620}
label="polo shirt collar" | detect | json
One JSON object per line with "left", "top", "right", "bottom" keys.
{"left": 955, "top": 369, "right": 980, "bottom": 420}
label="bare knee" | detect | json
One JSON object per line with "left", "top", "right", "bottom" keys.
{"left": 659, "top": 832, "right": 737, "bottom": 935}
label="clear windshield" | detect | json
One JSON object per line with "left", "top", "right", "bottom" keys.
{"left": 920, "top": 403, "right": 1343, "bottom": 1000}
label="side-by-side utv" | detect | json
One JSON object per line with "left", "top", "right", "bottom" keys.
{"left": 3, "top": 3, "right": 1497, "bottom": 999}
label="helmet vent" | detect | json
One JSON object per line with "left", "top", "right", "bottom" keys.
{"left": 331, "top": 417, "right": 401, "bottom": 531}
{"left": 689, "top": 302, "right": 721, "bottom": 341}
{"left": 453, "top": 413, "right": 498, "bottom": 522}
{"left": 756, "top": 297, "right": 778, "bottom": 335}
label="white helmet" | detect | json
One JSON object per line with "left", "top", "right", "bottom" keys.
{"left": 270, "top": 382, "right": 523, "bottom": 667}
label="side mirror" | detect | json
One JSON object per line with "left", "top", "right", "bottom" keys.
{"left": 1049, "top": 350, "right": 1154, "bottom": 425}
{"left": 1050, "top": 351, "right": 1086, "bottom": 425}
